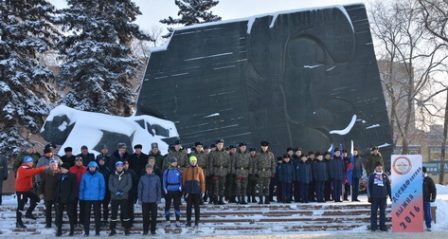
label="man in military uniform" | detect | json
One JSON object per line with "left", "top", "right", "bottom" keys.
{"left": 148, "top": 143, "right": 164, "bottom": 170}
{"left": 247, "top": 147, "right": 258, "bottom": 203}
{"left": 234, "top": 142, "right": 251, "bottom": 204}
{"left": 209, "top": 139, "right": 230, "bottom": 205}
{"left": 255, "top": 141, "right": 276, "bottom": 204}
{"left": 163, "top": 140, "right": 187, "bottom": 170}
{"left": 225, "top": 145, "right": 237, "bottom": 203}
{"left": 366, "top": 146, "right": 384, "bottom": 175}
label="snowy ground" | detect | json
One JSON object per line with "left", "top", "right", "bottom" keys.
{"left": 1, "top": 185, "right": 447, "bottom": 238}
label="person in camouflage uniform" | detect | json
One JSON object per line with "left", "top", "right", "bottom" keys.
{"left": 148, "top": 143, "right": 164, "bottom": 170}
{"left": 365, "top": 146, "right": 384, "bottom": 175}
{"left": 247, "top": 147, "right": 258, "bottom": 203}
{"left": 254, "top": 141, "right": 276, "bottom": 204}
{"left": 163, "top": 140, "right": 187, "bottom": 170}
{"left": 189, "top": 141, "right": 207, "bottom": 204}
{"left": 225, "top": 145, "right": 237, "bottom": 203}
{"left": 233, "top": 142, "right": 251, "bottom": 204}
{"left": 209, "top": 139, "right": 230, "bottom": 205}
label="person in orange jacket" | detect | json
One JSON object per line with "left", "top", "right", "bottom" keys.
{"left": 182, "top": 155, "right": 205, "bottom": 227}
{"left": 15, "top": 156, "right": 48, "bottom": 228}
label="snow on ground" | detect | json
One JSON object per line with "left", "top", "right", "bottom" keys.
{"left": 1, "top": 184, "right": 447, "bottom": 238}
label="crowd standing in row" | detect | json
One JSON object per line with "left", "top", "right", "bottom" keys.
{"left": 13, "top": 139, "right": 419, "bottom": 236}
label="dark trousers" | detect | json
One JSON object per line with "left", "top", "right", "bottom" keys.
{"left": 423, "top": 201, "right": 432, "bottom": 229}
{"left": 225, "top": 174, "right": 235, "bottom": 200}
{"left": 16, "top": 191, "right": 39, "bottom": 223}
{"left": 370, "top": 197, "right": 387, "bottom": 230}
{"left": 56, "top": 202, "right": 75, "bottom": 232}
{"left": 308, "top": 180, "right": 316, "bottom": 201}
{"left": 73, "top": 198, "right": 85, "bottom": 225}
{"left": 300, "top": 183, "right": 309, "bottom": 202}
{"left": 282, "top": 182, "right": 292, "bottom": 202}
{"left": 293, "top": 181, "right": 301, "bottom": 201}
{"left": 110, "top": 199, "right": 130, "bottom": 230}
{"left": 343, "top": 181, "right": 350, "bottom": 200}
{"left": 44, "top": 200, "right": 56, "bottom": 226}
{"left": 0, "top": 179, "right": 3, "bottom": 204}
{"left": 351, "top": 178, "right": 360, "bottom": 201}
{"left": 269, "top": 177, "right": 276, "bottom": 200}
{"left": 164, "top": 191, "right": 180, "bottom": 221}
{"left": 186, "top": 193, "right": 201, "bottom": 223}
{"left": 276, "top": 181, "right": 283, "bottom": 202}
{"left": 127, "top": 196, "right": 135, "bottom": 224}
{"left": 324, "top": 179, "right": 333, "bottom": 201}
{"left": 315, "top": 180, "right": 325, "bottom": 202}
{"left": 83, "top": 200, "right": 101, "bottom": 235}
{"left": 206, "top": 176, "right": 215, "bottom": 202}
{"left": 142, "top": 203, "right": 158, "bottom": 233}
{"left": 332, "top": 180, "right": 342, "bottom": 201}
{"left": 100, "top": 194, "right": 110, "bottom": 221}
{"left": 246, "top": 176, "right": 257, "bottom": 198}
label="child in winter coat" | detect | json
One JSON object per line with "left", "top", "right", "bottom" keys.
{"left": 138, "top": 164, "right": 161, "bottom": 235}
{"left": 163, "top": 157, "right": 182, "bottom": 228}
{"left": 278, "top": 154, "right": 295, "bottom": 203}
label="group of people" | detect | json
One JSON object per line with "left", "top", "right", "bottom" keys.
{"left": 11, "top": 139, "right": 437, "bottom": 236}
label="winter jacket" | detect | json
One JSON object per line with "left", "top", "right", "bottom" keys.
{"left": 79, "top": 169, "right": 105, "bottom": 201}
{"left": 125, "top": 168, "right": 138, "bottom": 199}
{"left": 365, "top": 153, "right": 384, "bottom": 175}
{"left": 128, "top": 152, "right": 148, "bottom": 175}
{"left": 163, "top": 167, "right": 182, "bottom": 193}
{"left": 138, "top": 173, "right": 161, "bottom": 203}
{"left": 234, "top": 150, "right": 251, "bottom": 178}
{"left": 13, "top": 152, "right": 40, "bottom": 175}
{"left": 367, "top": 170, "right": 391, "bottom": 199}
{"left": 163, "top": 149, "right": 187, "bottom": 170}
{"left": 423, "top": 175, "right": 436, "bottom": 202}
{"left": 69, "top": 165, "right": 87, "bottom": 197}
{"left": 209, "top": 149, "right": 230, "bottom": 177}
{"left": 61, "top": 155, "right": 76, "bottom": 168}
{"left": 352, "top": 155, "right": 363, "bottom": 179}
{"left": 330, "top": 157, "right": 345, "bottom": 181}
{"left": 110, "top": 150, "right": 129, "bottom": 171}
{"left": 254, "top": 150, "right": 276, "bottom": 178}
{"left": 148, "top": 150, "right": 164, "bottom": 170}
{"left": 312, "top": 160, "right": 328, "bottom": 181}
{"left": 278, "top": 161, "right": 295, "bottom": 183}
{"left": 297, "top": 160, "right": 313, "bottom": 184}
{"left": 39, "top": 169, "right": 61, "bottom": 201}
{"left": 36, "top": 156, "right": 62, "bottom": 183}
{"left": 109, "top": 170, "right": 132, "bottom": 200}
{"left": 15, "top": 164, "right": 46, "bottom": 192}
{"left": 182, "top": 164, "right": 205, "bottom": 194}
{"left": 77, "top": 153, "right": 95, "bottom": 168}
{"left": 56, "top": 172, "right": 77, "bottom": 204}
{"left": 98, "top": 164, "right": 111, "bottom": 198}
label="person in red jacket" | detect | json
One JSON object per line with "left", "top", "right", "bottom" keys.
{"left": 15, "top": 156, "right": 48, "bottom": 228}
{"left": 69, "top": 156, "right": 87, "bottom": 226}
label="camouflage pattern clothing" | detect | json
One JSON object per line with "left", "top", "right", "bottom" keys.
{"left": 255, "top": 150, "right": 276, "bottom": 196}
{"left": 365, "top": 153, "right": 384, "bottom": 175}
{"left": 225, "top": 152, "right": 236, "bottom": 201}
{"left": 190, "top": 150, "right": 207, "bottom": 176}
{"left": 163, "top": 149, "right": 187, "bottom": 170}
{"left": 234, "top": 150, "right": 251, "bottom": 197}
{"left": 247, "top": 154, "right": 258, "bottom": 200}
{"left": 209, "top": 149, "right": 230, "bottom": 197}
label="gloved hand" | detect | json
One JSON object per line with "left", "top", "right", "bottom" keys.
{"left": 3, "top": 176, "right": 7, "bottom": 181}
{"left": 178, "top": 186, "right": 182, "bottom": 192}
{"left": 164, "top": 189, "right": 168, "bottom": 195}
{"left": 271, "top": 173, "right": 275, "bottom": 178}
{"left": 115, "top": 191, "right": 123, "bottom": 196}
{"left": 201, "top": 193, "right": 205, "bottom": 198}
{"left": 212, "top": 176, "right": 217, "bottom": 182}
{"left": 430, "top": 199, "right": 435, "bottom": 203}
{"left": 39, "top": 194, "right": 44, "bottom": 200}
{"left": 237, "top": 176, "right": 244, "bottom": 180}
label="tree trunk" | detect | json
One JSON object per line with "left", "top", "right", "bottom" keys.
{"left": 439, "top": 88, "right": 448, "bottom": 184}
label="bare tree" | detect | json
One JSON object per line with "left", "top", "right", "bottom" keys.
{"left": 369, "top": 0, "right": 447, "bottom": 154}
{"left": 417, "top": 0, "right": 448, "bottom": 184}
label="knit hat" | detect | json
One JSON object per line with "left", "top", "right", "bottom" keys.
{"left": 61, "top": 163, "right": 71, "bottom": 170}
{"left": 169, "top": 157, "right": 177, "bottom": 163}
{"left": 146, "top": 164, "right": 154, "bottom": 169}
{"left": 49, "top": 159, "right": 58, "bottom": 165}
{"left": 87, "top": 161, "right": 98, "bottom": 167}
{"left": 23, "top": 156, "right": 33, "bottom": 163}
{"left": 189, "top": 155, "right": 197, "bottom": 163}
{"left": 115, "top": 161, "right": 124, "bottom": 167}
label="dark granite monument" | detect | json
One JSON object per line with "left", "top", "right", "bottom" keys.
{"left": 137, "top": 4, "right": 392, "bottom": 162}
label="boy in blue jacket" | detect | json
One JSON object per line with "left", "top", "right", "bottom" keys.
{"left": 138, "top": 164, "right": 161, "bottom": 235}
{"left": 367, "top": 162, "right": 391, "bottom": 232}
{"left": 163, "top": 157, "right": 182, "bottom": 228}
{"left": 278, "top": 155, "right": 295, "bottom": 203}
{"left": 80, "top": 161, "right": 105, "bottom": 236}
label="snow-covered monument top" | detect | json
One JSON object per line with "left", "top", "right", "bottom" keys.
{"left": 43, "top": 4, "right": 392, "bottom": 161}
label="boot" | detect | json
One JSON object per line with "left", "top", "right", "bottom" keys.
{"left": 258, "top": 196, "right": 264, "bottom": 204}
{"left": 69, "top": 226, "right": 74, "bottom": 236}
{"left": 108, "top": 230, "right": 116, "bottom": 236}
{"left": 56, "top": 228, "right": 62, "bottom": 237}
{"left": 265, "top": 197, "right": 270, "bottom": 204}
{"left": 16, "top": 211, "right": 26, "bottom": 228}
{"left": 109, "top": 220, "right": 117, "bottom": 236}
{"left": 240, "top": 196, "right": 248, "bottom": 205}
{"left": 251, "top": 196, "right": 257, "bottom": 203}
{"left": 124, "top": 228, "right": 130, "bottom": 236}
{"left": 218, "top": 196, "right": 225, "bottom": 205}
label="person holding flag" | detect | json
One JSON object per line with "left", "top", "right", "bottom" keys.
{"left": 351, "top": 147, "right": 364, "bottom": 202}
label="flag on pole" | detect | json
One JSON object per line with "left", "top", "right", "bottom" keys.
{"left": 346, "top": 140, "right": 354, "bottom": 186}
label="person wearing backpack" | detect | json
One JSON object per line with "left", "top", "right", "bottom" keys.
{"left": 163, "top": 157, "right": 182, "bottom": 228}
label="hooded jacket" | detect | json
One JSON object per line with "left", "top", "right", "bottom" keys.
{"left": 109, "top": 170, "right": 132, "bottom": 200}
{"left": 79, "top": 167, "right": 105, "bottom": 201}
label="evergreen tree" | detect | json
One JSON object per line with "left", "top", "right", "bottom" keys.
{"left": 0, "top": 0, "right": 60, "bottom": 158}
{"left": 160, "top": 0, "right": 221, "bottom": 37}
{"left": 55, "top": 0, "right": 151, "bottom": 116}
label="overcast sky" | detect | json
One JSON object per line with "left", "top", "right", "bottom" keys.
{"left": 49, "top": 0, "right": 368, "bottom": 32}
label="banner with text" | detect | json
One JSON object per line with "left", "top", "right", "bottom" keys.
{"left": 391, "top": 155, "right": 423, "bottom": 232}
